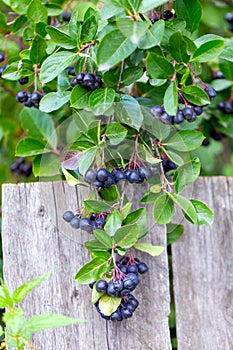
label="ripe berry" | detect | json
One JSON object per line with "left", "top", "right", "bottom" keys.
{"left": 127, "top": 170, "right": 140, "bottom": 184}
{"left": 62, "top": 12, "right": 72, "bottom": 22}
{"left": 213, "top": 71, "right": 225, "bottom": 79}
{"left": 127, "top": 273, "right": 139, "bottom": 285}
{"left": 0, "top": 52, "right": 4, "bottom": 62}
{"left": 150, "top": 105, "right": 163, "bottom": 118}
{"left": 160, "top": 112, "right": 173, "bottom": 124}
{"left": 96, "top": 280, "right": 108, "bottom": 293}
{"left": 204, "top": 86, "right": 217, "bottom": 100}
{"left": 30, "top": 91, "right": 42, "bottom": 103}
{"left": 24, "top": 93, "right": 34, "bottom": 107}
{"left": 84, "top": 169, "right": 96, "bottom": 184}
{"left": 138, "top": 166, "right": 151, "bottom": 179}
{"left": 182, "top": 107, "right": 196, "bottom": 122}
{"left": 89, "top": 281, "right": 95, "bottom": 289}
{"left": 107, "top": 282, "right": 117, "bottom": 296}
{"left": 79, "top": 218, "right": 93, "bottom": 233}
{"left": 111, "top": 169, "right": 125, "bottom": 182}
{"left": 224, "top": 102, "right": 233, "bottom": 114}
{"left": 76, "top": 73, "right": 85, "bottom": 83}
{"left": 70, "top": 215, "right": 80, "bottom": 229}
{"left": 19, "top": 77, "right": 29, "bottom": 85}
{"left": 127, "top": 264, "right": 138, "bottom": 275}
{"left": 103, "top": 175, "right": 116, "bottom": 188}
{"left": 117, "top": 264, "right": 127, "bottom": 274}
{"left": 202, "top": 138, "right": 210, "bottom": 147}
{"left": 95, "top": 218, "right": 106, "bottom": 229}
{"left": 82, "top": 73, "right": 96, "bottom": 88}
{"left": 113, "top": 280, "right": 124, "bottom": 292}
{"left": 123, "top": 277, "right": 135, "bottom": 291}
{"left": 193, "top": 106, "right": 203, "bottom": 116}
{"left": 120, "top": 288, "right": 130, "bottom": 297}
{"left": 217, "top": 101, "right": 225, "bottom": 111}
{"left": 110, "top": 311, "right": 122, "bottom": 321}
{"left": 210, "top": 129, "right": 222, "bottom": 141}
{"left": 96, "top": 168, "right": 109, "bottom": 182}
{"left": 174, "top": 110, "right": 184, "bottom": 124}
{"left": 224, "top": 13, "right": 233, "bottom": 23}
{"left": 137, "top": 262, "right": 149, "bottom": 274}
{"left": 16, "top": 90, "right": 28, "bottom": 103}
{"left": 70, "top": 77, "right": 78, "bottom": 87}
{"left": 163, "top": 10, "right": 173, "bottom": 20}
{"left": 63, "top": 211, "right": 74, "bottom": 222}
{"left": 150, "top": 18, "right": 159, "bottom": 24}
{"left": 121, "top": 308, "right": 132, "bottom": 319}
{"left": 124, "top": 302, "right": 136, "bottom": 313}
{"left": 66, "top": 66, "right": 75, "bottom": 76}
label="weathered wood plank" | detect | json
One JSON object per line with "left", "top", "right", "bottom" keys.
{"left": 2, "top": 181, "right": 171, "bottom": 350}
{"left": 172, "top": 177, "right": 233, "bottom": 350}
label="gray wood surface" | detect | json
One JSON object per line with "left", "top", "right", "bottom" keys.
{"left": 2, "top": 181, "right": 171, "bottom": 350}
{"left": 172, "top": 177, "right": 233, "bottom": 350}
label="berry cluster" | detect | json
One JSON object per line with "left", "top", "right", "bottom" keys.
{"left": 70, "top": 73, "right": 102, "bottom": 91}
{"left": 217, "top": 100, "right": 233, "bottom": 114}
{"left": 225, "top": 13, "right": 233, "bottom": 32}
{"left": 10, "top": 157, "right": 32, "bottom": 177}
{"left": 63, "top": 210, "right": 107, "bottom": 232}
{"left": 150, "top": 86, "right": 217, "bottom": 125}
{"left": 84, "top": 166, "right": 158, "bottom": 189}
{"left": 16, "top": 90, "right": 43, "bottom": 108}
{"left": 92, "top": 257, "right": 149, "bottom": 321}
{"left": 66, "top": 66, "right": 75, "bottom": 76}
{"left": 151, "top": 9, "right": 174, "bottom": 23}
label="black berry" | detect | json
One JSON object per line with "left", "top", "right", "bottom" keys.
{"left": 63, "top": 211, "right": 74, "bottom": 222}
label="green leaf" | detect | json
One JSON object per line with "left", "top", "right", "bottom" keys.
{"left": 138, "top": 20, "right": 164, "bottom": 49}
{"left": 15, "top": 138, "right": 51, "bottom": 157}
{"left": 26, "top": 0, "right": 48, "bottom": 24}
{"left": 80, "top": 15, "right": 98, "bottom": 43}
{"left": 123, "top": 208, "right": 148, "bottom": 239}
{"left": 84, "top": 200, "right": 112, "bottom": 213}
{"left": 181, "top": 85, "right": 210, "bottom": 106}
{"left": 220, "top": 39, "right": 233, "bottom": 62}
{"left": 166, "top": 223, "right": 184, "bottom": 245}
{"left": 106, "top": 123, "right": 127, "bottom": 146}
{"left": 164, "top": 82, "right": 178, "bottom": 116}
{"left": 33, "top": 153, "right": 60, "bottom": 177}
{"left": 116, "top": 95, "right": 143, "bottom": 131}
{"left": 121, "top": 66, "right": 143, "bottom": 85}
{"left": 1, "top": 64, "right": 21, "bottom": 81}
{"left": 121, "top": 203, "right": 132, "bottom": 220}
{"left": 30, "top": 35, "right": 47, "bottom": 64}
{"left": 167, "top": 192, "right": 197, "bottom": 224}
{"left": 146, "top": 52, "right": 174, "bottom": 79}
{"left": 89, "top": 88, "right": 115, "bottom": 115}
{"left": 69, "top": 7, "right": 80, "bottom": 41}
{"left": 104, "top": 209, "right": 123, "bottom": 237}
{"left": 20, "top": 108, "right": 57, "bottom": 149}
{"left": 117, "top": 18, "right": 149, "bottom": 45}
{"left": 78, "top": 147, "right": 97, "bottom": 175}
{"left": 99, "top": 294, "right": 122, "bottom": 316}
{"left": 175, "top": 0, "right": 202, "bottom": 33}
{"left": 169, "top": 32, "right": 190, "bottom": 63}
{"left": 13, "top": 272, "right": 51, "bottom": 304}
{"left": 97, "top": 29, "right": 137, "bottom": 71}
{"left": 85, "top": 239, "right": 110, "bottom": 251}
{"left": 93, "top": 229, "right": 113, "bottom": 248}
{"left": 139, "top": 0, "right": 168, "bottom": 12}
{"left": 46, "top": 26, "right": 76, "bottom": 49}
{"left": 114, "top": 224, "right": 139, "bottom": 249}
{"left": 151, "top": 119, "right": 171, "bottom": 141}
{"left": 174, "top": 158, "right": 201, "bottom": 193}
{"left": 134, "top": 242, "right": 164, "bottom": 256}
{"left": 0, "top": 281, "right": 13, "bottom": 308}
{"left": 153, "top": 193, "right": 174, "bottom": 224}
{"left": 40, "top": 91, "right": 70, "bottom": 113}
{"left": 164, "top": 130, "right": 205, "bottom": 152}
{"left": 100, "top": 185, "right": 121, "bottom": 203}
{"left": 190, "top": 200, "right": 214, "bottom": 226}
{"left": 192, "top": 39, "right": 225, "bottom": 63}
{"left": 70, "top": 85, "right": 91, "bottom": 109}
{"left": 27, "top": 314, "right": 85, "bottom": 332}
{"left": 75, "top": 258, "right": 108, "bottom": 284}
{"left": 162, "top": 148, "right": 184, "bottom": 166}
{"left": 61, "top": 166, "right": 80, "bottom": 186}
{"left": 40, "top": 51, "right": 77, "bottom": 84}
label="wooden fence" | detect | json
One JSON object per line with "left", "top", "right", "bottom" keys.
{"left": 2, "top": 177, "right": 233, "bottom": 350}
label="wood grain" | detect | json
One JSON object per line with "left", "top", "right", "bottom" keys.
{"left": 2, "top": 181, "right": 171, "bottom": 350}
{"left": 172, "top": 177, "right": 233, "bottom": 350}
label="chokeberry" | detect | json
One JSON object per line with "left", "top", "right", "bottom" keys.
{"left": 84, "top": 169, "right": 96, "bottom": 184}
{"left": 182, "top": 107, "right": 195, "bottom": 122}
{"left": 79, "top": 218, "right": 93, "bottom": 233}
{"left": 204, "top": 86, "right": 217, "bottom": 100}
{"left": 96, "top": 168, "right": 109, "bottom": 182}
{"left": 224, "top": 13, "right": 233, "bottom": 23}
{"left": 0, "top": 52, "right": 4, "bottom": 62}
{"left": 123, "top": 277, "right": 136, "bottom": 291}
{"left": 127, "top": 170, "right": 141, "bottom": 184}
{"left": 193, "top": 106, "right": 203, "bottom": 116}
{"left": 96, "top": 280, "right": 108, "bottom": 293}
{"left": 127, "top": 264, "right": 139, "bottom": 275}
{"left": 82, "top": 73, "right": 96, "bottom": 88}
{"left": 137, "top": 262, "right": 149, "bottom": 274}
{"left": 163, "top": 10, "right": 173, "bottom": 20}
{"left": 113, "top": 280, "right": 124, "bottom": 292}
{"left": 63, "top": 211, "right": 74, "bottom": 223}
{"left": 62, "top": 12, "right": 72, "bottom": 22}
{"left": 19, "top": 77, "right": 29, "bottom": 85}
{"left": 70, "top": 77, "right": 78, "bottom": 87}
{"left": 76, "top": 73, "right": 85, "bottom": 83}
{"left": 138, "top": 166, "right": 151, "bottom": 179}
{"left": 174, "top": 110, "right": 184, "bottom": 124}
{"left": 16, "top": 90, "right": 28, "bottom": 103}
{"left": 110, "top": 311, "right": 122, "bottom": 321}
{"left": 70, "top": 215, "right": 81, "bottom": 229}
{"left": 107, "top": 282, "right": 117, "bottom": 296}
{"left": 121, "top": 308, "right": 132, "bottom": 319}
{"left": 30, "top": 91, "right": 42, "bottom": 103}
{"left": 160, "top": 112, "right": 173, "bottom": 125}
{"left": 127, "top": 273, "right": 139, "bottom": 285}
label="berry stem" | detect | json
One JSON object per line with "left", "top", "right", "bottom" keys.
{"left": 116, "top": 59, "right": 125, "bottom": 92}
{"left": 187, "top": 63, "right": 207, "bottom": 89}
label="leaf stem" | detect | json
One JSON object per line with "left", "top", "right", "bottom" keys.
{"left": 116, "top": 59, "right": 125, "bottom": 92}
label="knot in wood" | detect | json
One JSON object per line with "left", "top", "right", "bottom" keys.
{"left": 38, "top": 205, "right": 45, "bottom": 217}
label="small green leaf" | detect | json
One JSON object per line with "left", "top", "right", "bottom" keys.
{"left": 91, "top": 283, "right": 103, "bottom": 304}
{"left": 27, "top": 0, "right": 48, "bottom": 24}
{"left": 167, "top": 192, "right": 197, "bottom": 224}
{"left": 27, "top": 314, "right": 85, "bottom": 332}
{"left": 40, "top": 91, "right": 70, "bottom": 113}
{"left": 123, "top": 208, "right": 148, "bottom": 239}
{"left": 15, "top": 138, "right": 51, "bottom": 157}
{"left": 80, "top": 15, "right": 98, "bottom": 43}
{"left": 13, "top": 272, "right": 51, "bottom": 304}
{"left": 104, "top": 209, "right": 123, "bottom": 237}
{"left": 164, "top": 130, "right": 205, "bottom": 152}
{"left": 153, "top": 193, "right": 174, "bottom": 224}
{"left": 175, "top": 0, "right": 202, "bottom": 33}
{"left": 192, "top": 39, "right": 225, "bottom": 63}
{"left": 117, "top": 18, "right": 149, "bottom": 45}
{"left": 97, "top": 29, "right": 137, "bottom": 71}
{"left": 93, "top": 229, "right": 113, "bottom": 248}
{"left": 166, "top": 224, "right": 184, "bottom": 245}
{"left": 134, "top": 242, "right": 164, "bottom": 256}
{"left": 164, "top": 82, "right": 178, "bottom": 116}
{"left": 30, "top": 35, "right": 47, "bottom": 64}
{"left": 69, "top": 7, "right": 80, "bottom": 41}
{"left": 85, "top": 239, "right": 111, "bottom": 251}
{"left": 151, "top": 119, "right": 171, "bottom": 141}
{"left": 75, "top": 258, "right": 108, "bottom": 284}
{"left": 146, "top": 52, "right": 174, "bottom": 79}
{"left": 61, "top": 167, "right": 80, "bottom": 186}
{"left": 46, "top": 26, "right": 77, "bottom": 49}
{"left": 84, "top": 200, "right": 112, "bottom": 213}
{"left": 70, "top": 85, "right": 91, "bottom": 109}
{"left": 106, "top": 123, "right": 127, "bottom": 146}
{"left": 78, "top": 147, "right": 97, "bottom": 175}
{"left": 138, "top": 20, "right": 164, "bottom": 49}
{"left": 99, "top": 294, "right": 121, "bottom": 316}
{"left": 89, "top": 88, "right": 115, "bottom": 115}
{"left": 169, "top": 32, "right": 190, "bottom": 63}
{"left": 121, "top": 202, "right": 132, "bottom": 220}
{"left": 174, "top": 158, "right": 201, "bottom": 193}
{"left": 181, "top": 85, "right": 210, "bottom": 106}
{"left": 114, "top": 224, "right": 139, "bottom": 249}
{"left": 100, "top": 185, "right": 121, "bottom": 203}
{"left": 32, "top": 153, "right": 60, "bottom": 177}
{"left": 190, "top": 200, "right": 214, "bottom": 226}
{"left": 139, "top": 0, "right": 168, "bottom": 12}
{"left": 40, "top": 51, "right": 77, "bottom": 84}
{"left": 116, "top": 95, "right": 143, "bottom": 131}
